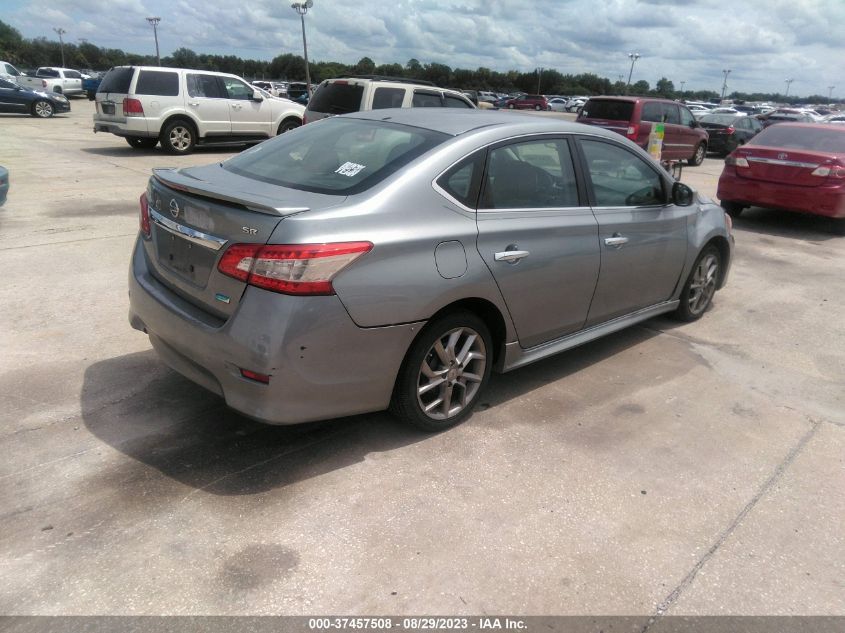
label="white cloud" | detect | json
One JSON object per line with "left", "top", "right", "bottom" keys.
{"left": 8, "top": 0, "right": 844, "bottom": 96}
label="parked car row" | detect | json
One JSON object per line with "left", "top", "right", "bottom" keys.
{"left": 0, "top": 62, "right": 85, "bottom": 96}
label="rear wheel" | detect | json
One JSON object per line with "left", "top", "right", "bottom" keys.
{"left": 160, "top": 120, "right": 196, "bottom": 155}
{"left": 688, "top": 142, "right": 706, "bottom": 166}
{"left": 674, "top": 246, "right": 721, "bottom": 322}
{"left": 721, "top": 201, "right": 745, "bottom": 218}
{"left": 125, "top": 137, "right": 158, "bottom": 150}
{"left": 534, "top": 104, "right": 542, "bottom": 111}
{"left": 277, "top": 118, "right": 301, "bottom": 134}
{"left": 32, "top": 100, "right": 54, "bottom": 118}
{"left": 508, "top": 104, "right": 514, "bottom": 109}
{"left": 390, "top": 311, "right": 492, "bottom": 432}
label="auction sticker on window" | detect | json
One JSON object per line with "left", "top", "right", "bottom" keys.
{"left": 335, "top": 162, "right": 367, "bottom": 177}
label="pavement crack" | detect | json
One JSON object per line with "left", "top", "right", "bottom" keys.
{"left": 641, "top": 417, "right": 822, "bottom": 631}
{"left": 0, "top": 233, "right": 136, "bottom": 251}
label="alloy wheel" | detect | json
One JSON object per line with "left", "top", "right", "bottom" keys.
{"left": 169, "top": 126, "right": 192, "bottom": 152}
{"left": 687, "top": 253, "right": 719, "bottom": 316}
{"left": 416, "top": 326, "right": 487, "bottom": 421}
{"left": 34, "top": 101, "right": 53, "bottom": 118}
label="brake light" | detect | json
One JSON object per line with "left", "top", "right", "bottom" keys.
{"left": 41, "top": 79, "right": 47, "bottom": 88}
{"left": 123, "top": 98, "right": 144, "bottom": 117}
{"left": 240, "top": 368, "right": 270, "bottom": 384}
{"left": 218, "top": 242, "right": 373, "bottom": 295}
{"left": 626, "top": 124, "right": 640, "bottom": 140}
{"left": 139, "top": 192, "right": 151, "bottom": 237}
{"left": 811, "top": 165, "right": 845, "bottom": 178}
{"left": 725, "top": 126, "right": 735, "bottom": 135}
{"left": 725, "top": 155, "right": 749, "bottom": 168}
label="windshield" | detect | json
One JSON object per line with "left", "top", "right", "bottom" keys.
{"left": 751, "top": 125, "right": 845, "bottom": 153}
{"left": 223, "top": 117, "right": 449, "bottom": 195}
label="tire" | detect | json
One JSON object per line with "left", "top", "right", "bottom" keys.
{"left": 126, "top": 137, "right": 158, "bottom": 150}
{"left": 508, "top": 104, "right": 514, "bottom": 109}
{"left": 534, "top": 104, "right": 541, "bottom": 111}
{"left": 277, "top": 118, "right": 301, "bottom": 134}
{"left": 160, "top": 120, "right": 196, "bottom": 155}
{"left": 53, "top": 86, "right": 63, "bottom": 94}
{"left": 390, "top": 311, "right": 492, "bottom": 432}
{"left": 31, "top": 100, "right": 54, "bottom": 118}
{"left": 830, "top": 218, "right": 845, "bottom": 236}
{"left": 673, "top": 245, "right": 721, "bottom": 322}
{"left": 688, "top": 142, "right": 706, "bottom": 166}
{"left": 722, "top": 201, "right": 744, "bottom": 218}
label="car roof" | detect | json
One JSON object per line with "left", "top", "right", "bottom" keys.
{"left": 586, "top": 95, "right": 679, "bottom": 105}
{"left": 343, "top": 107, "right": 624, "bottom": 139}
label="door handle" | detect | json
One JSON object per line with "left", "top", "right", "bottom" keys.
{"left": 604, "top": 235, "right": 629, "bottom": 248}
{"left": 494, "top": 250, "right": 530, "bottom": 263}
{"left": 188, "top": 101, "right": 199, "bottom": 107}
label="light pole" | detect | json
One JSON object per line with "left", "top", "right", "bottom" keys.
{"left": 680, "top": 80, "right": 686, "bottom": 94}
{"left": 291, "top": 0, "right": 313, "bottom": 97}
{"left": 146, "top": 17, "right": 161, "bottom": 66}
{"left": 536, "top": 67, "right": 542, "bottom": 94}
{"left": 720, "top": 69, "right": 731, "bottom": 100}
{"left": 828, "top": 85, "right": 835, "bottom": 101}
{"left": 626, "top": 53, "right": 640, "bottom": 92}
{"left": 785, "top": 78, "right": 794, "bottom": 97}
{"left": 53, "top": 28, "right": 66, "bottom": 67}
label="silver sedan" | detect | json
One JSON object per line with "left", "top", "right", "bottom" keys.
{"left": 129, "top": 109, "right": 733, "bottom": 431}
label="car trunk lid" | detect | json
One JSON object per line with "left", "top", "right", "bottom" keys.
{"left": 734, "top": 147, "right": 841, "bottom": 187}
{"left": 143, "top": 164, "right": 346, "bottom": 319}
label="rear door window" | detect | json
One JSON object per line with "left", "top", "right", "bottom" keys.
{"left": 372, "top": 87, "right": 405, "bottom": 109}
{"left": 135, "top": 70, "right": 179, "bottom": 96}
{"left": 64, "top": 70, "right": 82, "bottom": 79}
{"left": 662, "top": 103, "right": 680, "bottom": 124}
{"left": 98, "top": 67, "right": 135, "bottom": 94}
{"left": 307, "top": 82, "right": 364, "bottom": 114}
{"left": 444, "top": 95, "right": 472, "bottom": 108}
{"left": 437, "top": 153, "right": 484, "bottom": 208}
{"left": 412, "top": 91, "right": 443, "bottom": 107}
{"left": 187, "top": 74, "right": 225, "bottom": 98}
{"left": 641, "top": 102, "right": 662, "bottom": 123}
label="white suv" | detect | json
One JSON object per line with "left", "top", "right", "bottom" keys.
{"left": 304, "top": 76, "right": 475, "bottom": 124}
{"left": 93, "top": 66, "right": 305, "bottom": 154}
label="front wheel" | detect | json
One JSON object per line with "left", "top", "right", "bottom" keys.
{"left": 390, "top": 312, "right": 492, "bottom": 432}
{"left": 507, "top": 104, "right": 514, "bottom": 109}
{"left": 277, "top": 118, "right": 301, "bottom": 134}
{"left": 126, "top": 137, "right": 158, "bottom": 150}
{"left": 160, "top": 120, "right": 196, "bottom": 154}
{"left": 674, "top": 246, "right": 721, "bottom": 322}
{"left": 722, "top": 201, "right": 744, "bottom": 218}
{"left": 688, "top": 142, "right": 706, "bottom": 166}
{"left": 32, "top": 100, "right": 54, "bottom": 118}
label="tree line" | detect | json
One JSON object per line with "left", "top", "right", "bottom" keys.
{"left": 0, "top": 20, "right": 837, "bottom": 104}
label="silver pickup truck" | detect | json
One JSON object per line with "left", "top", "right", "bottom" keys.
{"left": 16, "top": 67, "right": 84, "bottom": 96}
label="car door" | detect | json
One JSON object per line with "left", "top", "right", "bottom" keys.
{"left": 185, "top": 73, "right": 231, "bottom": 136}
{"left": 660, "top": 102, "right": 689, "bottom": 161}
{"left": 472, "top": 136, "right": 601, "bottom": 348}
{"left": 577, "top": 137, "right": 689, "bottom": 325}
{"left": 221, "top": 76, "right": 271, "bottom": 136}
{"left": 61, "top": 70, "right": 82, "bottom": 93}
{"left": 0, "top": 78, "right": 28, "bottom": 112}
{"left": 676, "top": 104, "right": 703, "bottom": 159}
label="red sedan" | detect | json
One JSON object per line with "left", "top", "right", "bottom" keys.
{"left": 718, "top": 123, "right": 845, "bottom": 233}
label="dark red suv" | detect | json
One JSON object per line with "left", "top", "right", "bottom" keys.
{"left": 505, "top": 94, "right": 549, "bottom": 111}
{"left": 577, "top": 96, "right": 709, "bottom": 165}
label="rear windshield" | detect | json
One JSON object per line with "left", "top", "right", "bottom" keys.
{"left": 307, "top": 83, "right": 364, "bottom": 114}
{"left": 579, "top": 100, "right": 634, "bottom": 121}
{"left": 98, "top": 67, "right": 134, "bottom": 94}
{"left": 700, "top": 115, "right": 738, "bottom": 125}
{"left": 751, "top": 126, "right": 845, "bottom": 153}
{"left": 136, "top": 70, "right": 179, "bottom": 96}
{"left": 223, "top": 118, "right": 448, "bottom": 195}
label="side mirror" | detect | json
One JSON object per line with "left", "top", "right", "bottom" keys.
{"left": 251, "top": 91, "right": 263, "bottom": 102}
{"left": 672, "top": 181, "right": 694, "bottom": 206}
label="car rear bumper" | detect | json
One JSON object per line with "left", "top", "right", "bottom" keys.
{"left": 718, "top": 169, "right": 845, "bottom": 218}
{"left": 128, "top": 238, "right": 422, "bottom": 425}
{"left": 93, "top": 113, "right": 152, "bottom": 137}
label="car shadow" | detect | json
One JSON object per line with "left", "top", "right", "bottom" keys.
{"left": 80, "top": 145, "right": 243, "bottom": 158}
{"left": 732, "top": 207, "right": 841, "bottom": 241}
{"left": 80, "top": 324, "right": 664, "bottom": 496}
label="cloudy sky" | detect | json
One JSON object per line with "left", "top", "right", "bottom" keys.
{"left": 6, "top": 0, "right": 844, "bottom": 96}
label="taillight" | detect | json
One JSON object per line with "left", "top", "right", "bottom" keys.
{"left": 139, "top": 192, "right": 151, "bottom": 237}
{"left": 626, "top": 124, "right": 640, "bottom": 140}
{"left": 725, "top": 126, "right": 735, "bottom": 135}
{"left": 725, "top": 155, "right": 749, "bottom": 168}
{"left": 811, "top": 165, "right": 845, "bottom": 178}
{"left": 123, "top": 98, "right": 144, "bottom": 117}
{"left": 41, "top": 79, "right": 47, "bottom": 88}
{"left": 218, "top": 242, "right": 373, "bottom": 295}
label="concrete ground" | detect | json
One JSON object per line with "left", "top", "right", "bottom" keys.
{"left": 0, "top": 101, "right": 842, "bottom": 617}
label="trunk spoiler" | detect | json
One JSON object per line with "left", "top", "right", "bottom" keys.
{"left": 152, "top": 167, "right": 310, "bottom": 217}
